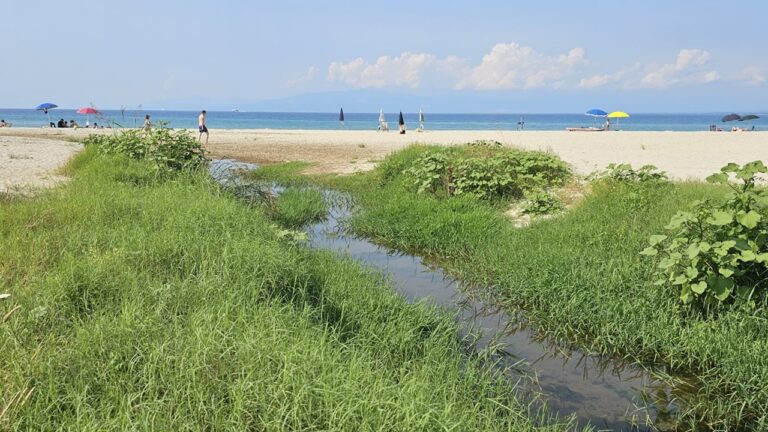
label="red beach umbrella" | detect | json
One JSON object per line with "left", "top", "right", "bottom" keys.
{"left": 76, "top": 107, "right": 101, "bottom": 126}
{"left": 76, "top": 107, "right": 100, "bottom": 115}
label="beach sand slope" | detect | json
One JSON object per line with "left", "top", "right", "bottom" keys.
{"left": 0, "top": 135, "right": 82, "bottom": 193}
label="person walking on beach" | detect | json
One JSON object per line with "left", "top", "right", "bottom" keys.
{"left": 143, "top": 114, "right": 152, "bottom": 133}
{"left": 198, "top": 110, "right": 208, "bottom": 144}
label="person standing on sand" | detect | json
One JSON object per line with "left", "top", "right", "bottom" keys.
{"left": 143, "top": 114, "right": 152, "bottom": 133}
{"left": 198, "top": 110, "right": 208, "bottom": 144}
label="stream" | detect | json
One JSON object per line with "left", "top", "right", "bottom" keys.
{"left": 211, "top": 159, "right": 686, "bottom": 431}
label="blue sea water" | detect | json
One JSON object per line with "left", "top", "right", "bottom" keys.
{"left": 0, "top": 109, "right": 765, "bottom": 131}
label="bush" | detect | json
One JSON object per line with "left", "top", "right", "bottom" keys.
{"left": 83, "top": 127, "right": 206, "bottom": 171}
{"left": 588, "top": 163, "right": 668, "bottom": 183}
{"left": 641, "top": 161, "right": 768, "bottom": 314}
{"left": 402, "top": 145, "right": 570, "bottom": 200}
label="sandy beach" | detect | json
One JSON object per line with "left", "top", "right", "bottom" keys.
{"left": 0, "top": 133, "right": 82, "bottom": 193}
{"left": 1, "top": 128, "right": 766, "bottom": 183}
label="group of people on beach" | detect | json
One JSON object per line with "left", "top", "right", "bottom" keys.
{"left": 50, "top": 119, "right": 104, "bottom": 129}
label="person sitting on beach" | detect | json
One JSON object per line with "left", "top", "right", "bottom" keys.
{"left": 57, "top": 119, "right": 67, "bottom": 128}
{"left": 70, "top": 120, "right": 79, "bottom": 129}
{"left": 603, "top": 119, "right": 611, "bottom": 131}
{"left": 0, "top": 119, "right": 9, "bottom": 128}
{"left": 93, "top": 122, "right": 100, "bottom": 129}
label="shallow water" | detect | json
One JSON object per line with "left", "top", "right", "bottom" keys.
{"left": 211, "top": 159, "right": 682, "bottom": 431}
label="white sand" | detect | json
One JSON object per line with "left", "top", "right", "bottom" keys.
{"left": 0, "top": 134, "right": 82, "bottom": 193}
{"left": 1, "top": 128, "right": 766, "bottom": 181}
{"left": 203, "top": 129, "right": 768, "bottom": 180}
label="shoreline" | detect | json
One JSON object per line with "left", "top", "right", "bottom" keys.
{"left": 2, "top": 127, "right": 766, "bottom": 180}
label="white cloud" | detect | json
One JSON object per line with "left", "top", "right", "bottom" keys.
{"left": 456, "top": 43, "right": 586, "bottom": 90}
{"left": 318, "top": 45, "right": 737, "bottom": 92}
{"left": 639, "top": 49, "right": 718, "bottom": 88}
{"left": 738, "top": 67, "right": 766, "bottom": 85}
{"left": 327, "top": 52, "right": 465, "bottom": 89}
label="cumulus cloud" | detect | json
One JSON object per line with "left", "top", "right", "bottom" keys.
{"left": 327, "top": 52, "right": 465, "bottom": 89}
{"left": 317, "top": 45, "right": 738, "bottom": 92}
{"left": 456, "top": 43, "right": 586, "bottom": 90}
{"left": 639, "top": 49, "right": 718, "bottom": 88}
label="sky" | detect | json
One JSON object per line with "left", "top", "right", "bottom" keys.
{"left": 2, "top": 0, "right": 767, "bottom": 113}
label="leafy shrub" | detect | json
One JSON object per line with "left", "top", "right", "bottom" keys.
{"left": 403, "top": 145, "right": 570, "bottom": 200}
{"left": 83, "top": 127, "right": 206, "bottom": 171}
{"left": 522, "top": 192, "right": 564, "bottom": 215}
{"left": 589, "top": 163, "right": 668, "bottom": 183}
{"left": 641, "top": 161, "right": 768, "bottom": 314}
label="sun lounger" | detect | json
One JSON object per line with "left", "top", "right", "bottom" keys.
{"left": 565, "top": 127, "right": 605, "bottom": 132}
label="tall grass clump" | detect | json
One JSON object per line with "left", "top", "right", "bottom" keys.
{"left": 270, "top": 187, "right": 328, "bottom": 228}
{"left": 296, "top": 148, "right": 768, "bottom": 429}
{"left": 0, "top": 146, "right": 567, "bottom": 431}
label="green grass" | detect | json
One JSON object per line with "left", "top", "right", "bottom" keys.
{"left": 0, "top": 147, "right": 568, "bottom": 431}
{"left": 264, "top": 146, "right": 768, "bottom": 430}
{"left": 270, "top": 187, "right": 328, "bottom": 228}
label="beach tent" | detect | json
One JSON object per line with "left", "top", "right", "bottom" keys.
{"left": 607, "top": 111, "right": 629, "bottom": 130}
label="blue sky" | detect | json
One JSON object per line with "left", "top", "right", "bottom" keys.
{"left": 2, "top": 0, "right": 766, "bottom": 112}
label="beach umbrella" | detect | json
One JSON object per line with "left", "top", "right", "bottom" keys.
{"left": 379, "top": 108, "right": 386, "bottom": 123}
{"left": 76, "top": 107, "right": 100, "bottom": 126}
{"left": 608, "top": 111, "right": 630, "bottom": 130}
{"left": 398, "top": 111, "right": 405, "bottom": 126}
{"left": 585, "top": 108, "right": 608, "bottom": 117}
{"left": 722, "top": 113, "right": 741, "bottom": 122}
{"left": 339, "top": 107, "right": 345, "bottom": 126}
{"left": 739, "top": 114, "right": 760, "bottom": 121}
{"left": 418, "top": 108, "right": 425, "bottom": 131}
{"left": 35, "top": 102, "right": 58, "bottom": 125}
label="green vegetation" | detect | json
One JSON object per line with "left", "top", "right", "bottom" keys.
{"left": 522, "top": 191, "right": 565, "bottom": 216}
{"left": 263, "top": 145, "right": 768, "bottom": 429}
{"left": 83, "top": 127, "right": 206, "bottom": 171}
{"left": 642, "top": 161, "right": 768, "bottom": 314}
{"left": 393, "top": 142, "right": 569, "bottom": 200}
{"left": 0, "top": 145, "right": 567, "bottom": 430}
{"left": 270, "top": 187, "right": 328, "bottom": 228}
{"left": 587, "top": 163, "right": 669, "bottom": 184}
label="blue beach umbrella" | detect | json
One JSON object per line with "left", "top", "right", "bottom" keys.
{"left": 585, "top": 108, "right": 608, "bottom": 117}
{"left": 35, "top": 102, "right": 58, "bottom": 125}
{"left": 339, "top": 107, "right": 345, "bottom": 127}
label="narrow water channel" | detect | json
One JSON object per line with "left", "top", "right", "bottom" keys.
{"left": 211, "top": 159, "right": 681, "bottom": 431}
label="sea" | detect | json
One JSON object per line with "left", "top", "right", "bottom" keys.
{"left": 0, "top": 109, "right": 765, "bottom": 131}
